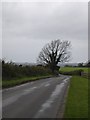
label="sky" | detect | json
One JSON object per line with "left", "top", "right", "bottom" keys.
{"left": 1, "top": 1, "right": 88, "bottom": 63}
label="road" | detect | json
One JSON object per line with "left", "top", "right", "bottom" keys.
{"left": 2, "top": 75, "right": 71, "bottom": 118}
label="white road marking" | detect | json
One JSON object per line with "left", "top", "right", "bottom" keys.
{"left": 3, "top": 82, "right": 32, "bottom": 92}
{"left": 38, "top": 82, "right": 51, "bottom": 88}
{"left": 44, "top": 83, "right": 50, "bottom": 87}
{"left": 2, "top": 77, "right": 53, "bottom": 92}
{"left": 24, "top": 87, "right": 37, "bottom": 92}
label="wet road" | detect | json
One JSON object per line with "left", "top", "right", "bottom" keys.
{"left": 2, "top": 75, "right": 71, "bottom": 118}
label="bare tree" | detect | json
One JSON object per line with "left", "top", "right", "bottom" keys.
{"left": 37, "top": 39, "right": 71, "bottom": 73}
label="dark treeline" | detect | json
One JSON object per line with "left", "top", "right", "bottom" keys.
{"left": 2, "top": 60, "right": 52, "bottom": 80}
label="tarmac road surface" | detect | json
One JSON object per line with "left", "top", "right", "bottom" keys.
{"left": 2, "top": 75, "right": 71, "bottom": 118}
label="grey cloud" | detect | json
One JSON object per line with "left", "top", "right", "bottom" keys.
{"left": 2, "top": 2, "right": 88, "bottom": 63}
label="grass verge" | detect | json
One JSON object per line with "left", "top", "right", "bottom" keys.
{"left": 64, "top": 76, "right": 88, "bottom": 118}
{"left": 2, "top": 75, "right": 52, "bottom": 88}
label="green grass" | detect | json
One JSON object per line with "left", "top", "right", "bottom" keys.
{"left": 2, "top": 75, "right": 52, "bottom": 88}
{"left": 64, "top": 76, "right": 88, "bottom": 118}
{"left": 0, "top": 79, "right": 1, "bottom": 88}
{"left": 59, "top": 67, "right": 88, "bottom": 73}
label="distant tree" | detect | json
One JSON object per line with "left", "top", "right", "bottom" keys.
{"left": 88, "top": 61, "right": 90, "bottom": 67}
{"left": 65, "top": 64, "right": 72, "bottom": 67}
{"left": 85, "top": 60, "right": 90, "bottom": 67}
{"left": 37, "top": 39, "right": 71, "bottom": 74}
{"left": 78, "top": 63, "right": 83, "bottom": 67}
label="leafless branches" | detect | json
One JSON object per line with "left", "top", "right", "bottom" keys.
{"left": 37, "top": 39, "right": 71, "bottom": 72}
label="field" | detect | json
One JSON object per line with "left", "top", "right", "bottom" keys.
{"left": 59, "top": 67, "right": 88, "bottom": 73}
{"left": 64, "top": 76, "right": 88, "bottom": 118}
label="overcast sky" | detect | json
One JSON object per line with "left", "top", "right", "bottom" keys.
{"left": 2, "top": 1, "right": 88, "bottom": 63}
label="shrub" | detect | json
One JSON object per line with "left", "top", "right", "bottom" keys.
{"left": 59, "top": 69, "right": 84, "bottom": 76}
{"left": 2, "top": 60, "right": 52, "bottom": 80}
